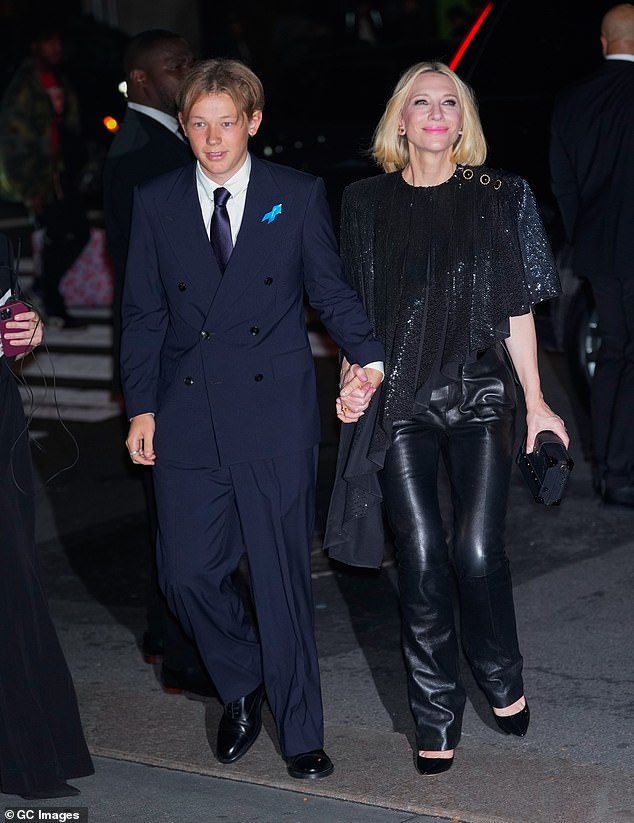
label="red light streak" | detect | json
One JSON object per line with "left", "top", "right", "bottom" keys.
{"left": 449, "top": 2, "right": 494, "bottom": 71}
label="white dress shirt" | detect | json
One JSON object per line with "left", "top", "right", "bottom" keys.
{"left": 195, "top": 154, "right": 251, "bottom": 243}
{"left": 127, "top": 102, "right": 187, "bottom": 142}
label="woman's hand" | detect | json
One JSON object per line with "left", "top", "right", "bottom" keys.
{"left": 3, "top": 309, "right": 43, "bottom": 358}
{"left": 504, "top": 312, "right": 570, "bottom": 452}
{"left": 336, "top": 357, "right": 383, "bottom": 423}
{"left": 525, "top": 399, "right": 569, "bottom": 453}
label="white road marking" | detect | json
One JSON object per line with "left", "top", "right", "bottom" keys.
{"left": 14, "top": 308, "right": 336, "bottom": 422}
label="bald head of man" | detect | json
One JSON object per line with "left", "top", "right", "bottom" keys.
{"left": 601, "top": 3, "right": 634, "bottom": 55}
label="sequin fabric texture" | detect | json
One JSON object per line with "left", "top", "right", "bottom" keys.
{"left": 325, "top": 165, "right": 562, "bottom": 562}
{"left": 340, "top": 165, "right": 561, "bottom": 433}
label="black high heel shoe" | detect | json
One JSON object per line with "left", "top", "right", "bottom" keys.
{"left": 416, "top": 753, "right": 454, "bottom": 775}
{"left": 494, "top": 701, "right": 530, "bottom": 736}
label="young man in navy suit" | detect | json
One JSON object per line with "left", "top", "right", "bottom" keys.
{"left": 120, "top": 59, "right": 384, "bottom": 779}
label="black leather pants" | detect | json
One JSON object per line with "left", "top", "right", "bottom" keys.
{"left": 380, "top": 347, "right": 524, "bottom": 751}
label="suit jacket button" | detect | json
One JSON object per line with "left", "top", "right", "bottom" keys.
{"left": 254, "top": 373, "right": 264, "bottom": 382}
{"left": 178, "top": 282, "right": 187, "bottom": 291}
{"left": 200, "top": 330, "right": 210, "bottom": 340}
{"left": 250, "top": 326, "right": 260, "bottom": 335}
{"left": 264, "top": 277, "right": 273, "bottom": 285}
{"left": 184, "top": 376, "right": 194, "bottom": 385}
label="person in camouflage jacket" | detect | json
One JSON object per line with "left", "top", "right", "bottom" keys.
{"left": 0, "top": 21, "right": 89, "bottom": 326}
{"left": 0, "top": 54, "right": 81, "bottom": 208}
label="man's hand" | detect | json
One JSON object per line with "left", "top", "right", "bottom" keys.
{"left": 336, "top": 359, "right": 383, "bottom": 423}
{"left": 126, "top": 413, "right": 156, "bottom": 465}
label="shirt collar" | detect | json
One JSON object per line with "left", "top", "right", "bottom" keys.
{"left": 127, "top": 102, "right": 183, "bottom": 136}
{"left": 196, "top": 153, "right": 251, "bottom": 201}
{"left": 605, "top": 53, "right": 634, "bottom": 63}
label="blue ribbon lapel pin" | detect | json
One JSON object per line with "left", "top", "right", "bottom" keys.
{"left": 261, "top": 204, "right": 282, "bottom": 224}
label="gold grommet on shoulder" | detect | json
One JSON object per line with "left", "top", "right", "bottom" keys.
{"left": 462, "top": 168, "right": 474, "bottom": 180}
{"left": 480, "top": 173, "right": 491, "bottom": 186}
{"left": 493, "top": 178, "right": 502, "bottom": 190}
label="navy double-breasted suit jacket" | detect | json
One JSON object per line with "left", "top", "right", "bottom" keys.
{"left": 120, "top": 155, "right": 384, "bottom": 468}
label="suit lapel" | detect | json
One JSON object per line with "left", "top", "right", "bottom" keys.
{"left": 210, "top": 157, "right": 292, "bottom": 318}
{"left": 158, "top": 164, "right": 224, "bottom": 314}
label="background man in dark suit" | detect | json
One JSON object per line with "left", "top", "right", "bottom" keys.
{"left": 120, "top": 58, "right": 384, "bottom": 780}
{"left": 103, "top": 31, "right": 215, "bottom": 697}
{"left": 550, "top": 3, "right": 634, "bottom": 507}
{"left": 104, "top": 29, "right": 194, "bottom": 390}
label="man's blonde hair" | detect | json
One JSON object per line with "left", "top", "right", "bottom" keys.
{"left": 178, "top": 58, "right": 265, "bottom": 123}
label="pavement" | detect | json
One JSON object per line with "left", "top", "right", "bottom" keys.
{"left": 4, "top": 342, "right": 634, "bottom": 823}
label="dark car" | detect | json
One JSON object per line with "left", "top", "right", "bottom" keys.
{"left": 253, "top": 0, "right": 610, "bottom": 406}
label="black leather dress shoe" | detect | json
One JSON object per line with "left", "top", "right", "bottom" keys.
{"left": 161, "top": 664, "right": 217, "bottom": 698}
{"left": 494, "top": 702, "right": 530, "bottom": 736}
{"left": 217, "top": 684, "right": 265, "bottom": 764}
{"left": 21, "top": 782, "right": 80, "bottom": 799}
{"left": 602, "top": 485, "right": 634, "bottom": 508}
{"left": 416, "top": 754, "right": 454, "bottom": 775}
{"left": 286, "top": 749, "right": 334, "bottom": 779}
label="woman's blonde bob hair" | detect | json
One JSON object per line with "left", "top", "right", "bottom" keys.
{"left": 371, "top": 61, "right": 487, "bottom": 172}
{"left": 177, "top": 58, "right": 265, "bottom": 124}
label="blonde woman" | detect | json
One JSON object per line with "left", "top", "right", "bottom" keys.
{"left": 327, "top": 62, "right": 568, "bottom": 774}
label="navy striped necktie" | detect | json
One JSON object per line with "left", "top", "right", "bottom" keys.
{"left": 210, "top": 187, "right": 233, "bottom": 273}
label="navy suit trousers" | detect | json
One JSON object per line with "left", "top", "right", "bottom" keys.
{"left": 152, "top": 446, "right": 324, "bottom": 757}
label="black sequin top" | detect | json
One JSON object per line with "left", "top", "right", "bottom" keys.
{"left": 324, "top": 165, "right": 561, "bottom": 568}
{"left": 341, "top": 165, "right": 560, "bottom": 432}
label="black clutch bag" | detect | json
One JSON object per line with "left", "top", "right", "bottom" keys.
{"left": 516, "top": 430, "right": 574, "bottom": 506}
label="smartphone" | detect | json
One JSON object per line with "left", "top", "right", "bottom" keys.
{"left": 0, "top": 300, "right": 35, "bottom": 356}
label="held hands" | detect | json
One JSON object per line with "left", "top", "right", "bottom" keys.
{"left": 126, "top": 413, "right": 156, "bottom": 465}
{"left": 525, "top": 398, "right": 569, "bottom": 453}
{"left": 4, "top": 310, "right": 43, "bottom": 357}
{"left": 336, "top": 358, "right": 383, "bottom": 423}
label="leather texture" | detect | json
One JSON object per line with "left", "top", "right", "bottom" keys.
{"left": 416, "top": 754, "right": 454, "bottom": 775}
{"left": 216, "top": 684, "right": 265, "bottom": 763}
{"left": 380, "top": 347, "right": 524, "bottom": 750}
{"left": 286, "top": 749, "right": 334, "bottom": 779}
{"left": 494, "top": 702, "right": 530, "bottom": 736}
